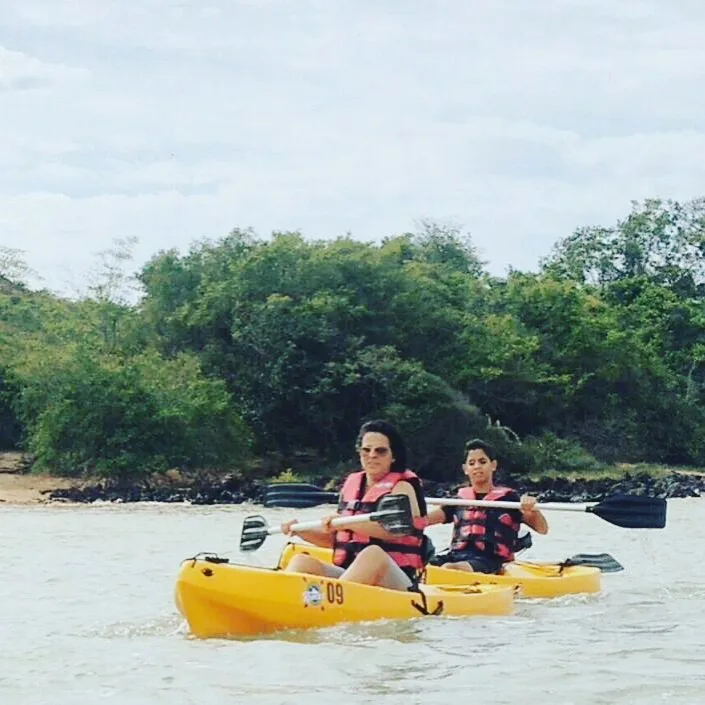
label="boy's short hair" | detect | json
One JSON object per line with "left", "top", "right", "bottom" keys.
{"left": 464, "top": 438, "right": 497, "bottom": 461}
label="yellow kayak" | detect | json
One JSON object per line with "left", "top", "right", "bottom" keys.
{"left": 278, "top": 543, "right": 601, "bottom": 599}
{"left": 175, "top": 554, "right": 515, "bottom": 638}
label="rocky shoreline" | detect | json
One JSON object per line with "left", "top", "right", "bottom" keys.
{"left": 43, "top": 469, "right": 705, "bottom": 505}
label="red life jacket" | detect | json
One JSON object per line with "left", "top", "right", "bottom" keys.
{"left": 333, "top": 469, "right": 428, "bottom": 580}
{"left": 450, "top": 486, "right": 520, "bottom": 562}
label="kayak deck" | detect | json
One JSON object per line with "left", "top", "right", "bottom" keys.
{"left": 278, "top": 543, "right": 601, "bottom": 599}
{"left": 175, "top": 554, "right": 515, "bottom": 639}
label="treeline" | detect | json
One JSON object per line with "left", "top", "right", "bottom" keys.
{"left": 1, "top": 198, "right": 704, "bottom": 482}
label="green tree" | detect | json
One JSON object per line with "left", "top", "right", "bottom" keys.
{"left": 16, "top": 346, "right": 252, "bottom": 480}
{"left": 0, "top": 246, "right": 35, "bottom": 290}
{"left": 542, "top": 197, "right": 705, "bottom": 293}
{"left": 0, "top": 367, "right": 22, "bottom": 449}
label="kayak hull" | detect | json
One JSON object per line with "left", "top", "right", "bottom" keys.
{"left": 175, "top": 555, "right": 515, "bottom": 639}
{"left": 278, "top": 543, "right": 601, "bottom": 599}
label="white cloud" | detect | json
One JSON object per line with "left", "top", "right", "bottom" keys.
{"left": 1, "top": 0, "right": 705, "bottom": 295}
{"left": 0, "top": 45, "right": 87, "bottom": 91}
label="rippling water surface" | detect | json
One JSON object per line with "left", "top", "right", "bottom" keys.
{"left": 1, "top": 498, "right": 703, "bottom": 704}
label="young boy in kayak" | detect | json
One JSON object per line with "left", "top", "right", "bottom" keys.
{"left": 280, "top": 420, "right": 429, "bottom": 591}
{"left": 426, "top": 439, "right": 548, "bottom": 574}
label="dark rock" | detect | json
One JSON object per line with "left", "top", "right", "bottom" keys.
{"left": 44, "top": 469, "right": 705, "bottom": 505}
{"left": 45, "top": 472, "right": 260, "bottom": 505}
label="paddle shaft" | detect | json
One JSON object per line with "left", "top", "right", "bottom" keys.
{"left": 265, "top": 511, "right": 385, "bottom": 538}
{"left": 266, "top": 490, "right": 594, "bottom": 513}
{"left": 426, "top": 497, "right": 596, "bottom": 512}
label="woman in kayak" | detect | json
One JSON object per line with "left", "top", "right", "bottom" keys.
{"left": 426, "top": 438, "right": 548, "bottom": 574}
{"left": 280, "top": 420, "right": 429, "bottom": 591}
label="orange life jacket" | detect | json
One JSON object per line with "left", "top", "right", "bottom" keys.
{"left": 450, "top": 486, "right": 520, "bottom": 562}
{"left": 333, "top": 469, "right": 428, "bottom": 580}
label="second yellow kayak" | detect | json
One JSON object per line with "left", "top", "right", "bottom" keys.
{"left": 278, "top": 543, "right": 601, "bottom": 599}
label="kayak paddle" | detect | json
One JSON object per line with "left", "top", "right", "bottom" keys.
{"left": 240, "top": 493, "right": 414, "bottom": 552}
{"left": 429, "top": 494, "right": 667, "bottom": 529}
{"left": 263, "top": 483, "right": 667, "bottom": 529}
{"left": 265, "top": 492, "right": 339, "bottom": 509}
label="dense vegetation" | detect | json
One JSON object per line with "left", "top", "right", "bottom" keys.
{"left": 1, "top": 198, "right": 704, "bottom": 482}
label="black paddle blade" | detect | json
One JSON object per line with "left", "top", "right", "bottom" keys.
{"left": 239, "top": 515, "right": 269, "bottom": 552}
{"left": 267, "top": 482, "right": 326, "bottom": 493}
{"left": 563, "top": 553, "right": 624, "bottom": 573}
{"left": 264, "top": 483, "right": 338, "bottom": 508}
{"left": 587, "top": 494, "right": 667, "bottom": 529}
{"left": 265, "top": 496, "right": 336, "bottom": 508}
{"left": 370, "top": 494, "right": 415, "bottom": 535}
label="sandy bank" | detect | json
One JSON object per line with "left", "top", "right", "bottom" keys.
{"left": 0, "top": 452, "right": 82, "bottom": 505}
{"left": 0, "top": 472, "right": 82, "bottom": 505}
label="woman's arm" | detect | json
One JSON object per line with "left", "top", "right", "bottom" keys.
{"left": 283, "top": 524, "right": 337, "bottom": 548}
{"left": 426, "top": 507, "right": 450, "bottom": 526}
{"left": 280, "top": 492, "right": 342, "bottom": 547}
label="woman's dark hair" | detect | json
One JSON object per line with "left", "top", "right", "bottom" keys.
{"left": 464, "top": 438, "right": 498, "bottom": 462}
{"left": 356, "top": 419, "right": 407, "bottom": 472}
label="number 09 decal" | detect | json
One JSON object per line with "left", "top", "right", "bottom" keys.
{"left": 325, "top": 581, "right": 345, "bottom": 604}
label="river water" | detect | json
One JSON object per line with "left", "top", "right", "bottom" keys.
{"left": 1, "top": 498, "right": 702, "bottom": 705}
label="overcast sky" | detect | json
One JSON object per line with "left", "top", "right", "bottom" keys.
{"left": 2, "top": 0, "right": 705, "bottom": 296}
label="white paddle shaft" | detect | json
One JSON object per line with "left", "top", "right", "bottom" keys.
{"left": 268, "top": 511, "right": 379, "bottom": 537}
{"left": 425, "top": 497, "right": 596, "bottom": 512}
